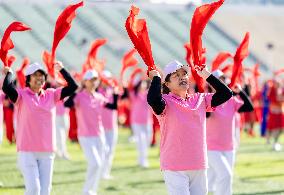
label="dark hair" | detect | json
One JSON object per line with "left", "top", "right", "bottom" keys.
{"left": 162, "top": 74, "right": 171, "bottom": 94}
{"left": 25, "top": 71, "right": 48, "bottom": 87}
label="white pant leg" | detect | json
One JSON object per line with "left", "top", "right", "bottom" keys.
{"left": 132, "top": 124, "right": 150, "bottom": 167}
{"left": 36, "top": 153, "right": 55, "bottom": 195}
{"left": 163, "top": 170, "right": 190, "bottom": 195}
{"left": 79, "top": 136, "right": 104, "bottom": 195}
{"left": 208, "top": 151, "right": 233, "bottom": 195}
{"left": 187, "top": 170, "right": 208, "bottom": 195}
{"left": 146, "top": 123, "right": 153, "bottom": 146}
{"left": 207, "top": 166, "right": 216, "bottom": 192}
{"left": 102, "top": 128, "right": 118, "bottom": 177}
{"left": 56, "top": 115, "right": 68, "bottom": 157}
{"left": 234, "top": 127, "right": 241, "bottom": 149}
{"left": 18, "top": 152, "right": 41, "bottom": 195}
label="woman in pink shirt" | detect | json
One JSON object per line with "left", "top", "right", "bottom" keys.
{"left": 206, "top": 70, "right": 253, "bottom": 195}
{"left": 64, "top": 69, "right": 118, "bottom": 195}
{"left": 2, "top": 61, "right": 77, "bottom": 195}
{"left": 125, "top": 74, "right": 153, "bottom": 168}
{"left": 147, "top": 60, "right": 232, "bottom": 195}
{"left": 98, "top": 70, "right": 119, "bottom": 179}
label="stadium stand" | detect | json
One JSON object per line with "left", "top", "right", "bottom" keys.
{"left": 0, "top": 1, "right": 267, "bottom": 76}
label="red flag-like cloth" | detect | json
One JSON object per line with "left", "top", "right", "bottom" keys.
{"left": 120, "top": 48, "right": 138, "bottom": 81}
{"left": 184, "top": 43, "right": 205, "bottom": 92}
{"left": 7, "top": 55, "right": 16, "bottom": 67}
{"left": 229, "top": 32, "right": 250, "bottom": 88}
{"left": 51, "top": 1, "right": 83, "bottom": 59}
{"left": 125, "top": 5, "right": 156, "bottom": 73}
{"left": 0, "top": 22, "right": 31, "bottom": 67}
{"left": 16, "top": 57, "right": 30, "bottom": 88}
{"left": 211, "top": 52, "right": 232, "bottom": 71}
{"left": 221, "top": 64, "right": 233, "bottom": 74}
{"left": 190, "top": 0, "right": 224, "bottom": 68}
{"left": 84, "top": 39, "right": 107, "bottom": 73}
{"left": 128, "top": 67, "right": 144, "bottom": 89}
{"left": 87, "top": 39, "right": 107, "bottom": 61}
{"left": 42, "top": 50, "right": 54, "bottom": 77}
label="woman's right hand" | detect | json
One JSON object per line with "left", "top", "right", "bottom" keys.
{"left": 3, "top": 66, "right": 12, "bottom": 75}
{"left": 148, "top": 70, "right": 161, "bottom": 80}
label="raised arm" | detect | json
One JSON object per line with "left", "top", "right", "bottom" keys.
{"left": 2, "top": 67, "right": 18, "bottom": 103}
{"left": 232, "top": 84, "right": 254, "bottom": 113}
{"left": 147, "top": 70, "right": 166, "bottom": 115}
{"left": 54, "top": 62, "right": 78, "bottom": 100}
{"left": 195, "top": 66, "right": 233, "bottom": 107}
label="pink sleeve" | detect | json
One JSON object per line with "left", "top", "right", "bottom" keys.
{"left": 204, "top": 93, "right": 215, "bottom": 112}
{"left": 233, "top": 96, "right": 244, "bottom": 112}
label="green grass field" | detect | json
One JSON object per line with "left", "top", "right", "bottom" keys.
{"left": 0, "top": 128, "right": 284, "bottom": 195}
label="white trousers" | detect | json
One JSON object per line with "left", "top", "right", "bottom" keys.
{"left": 17, "top": 152, "right": 55, "bottom": 195}
{"left": 79, "top": 136, "right": 105, "bottom": 195}
{"left": 56, "top": 114, "right": 69, "bottom": 157}
{"left": 163, "top": 169, "right": 208, "bottom": 195}
{"left": 102, "top": 128, "right": 118, "bottom": 177}
{"left": 131, "top": 123, "right": 152, "bottom": 167}
{"left": 207, "top": 150, "right": 235, "bottom": 195}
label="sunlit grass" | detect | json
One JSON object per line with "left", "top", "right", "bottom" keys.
{"left": 0, "top": 127, "right": 284, "bottom": 195}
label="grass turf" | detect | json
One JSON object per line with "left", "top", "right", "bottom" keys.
{"left": 0, "top": 127, "right": 284, "bottom": 195}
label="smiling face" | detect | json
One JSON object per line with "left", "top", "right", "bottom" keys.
{"left": 29, "top": 71, "right": 46, "bottom": 91}
{"left": 84, "top": 77, "right": 100, "bottom": 91}
{"left": 165, "top": 68, "right": 189, "bottom": 95}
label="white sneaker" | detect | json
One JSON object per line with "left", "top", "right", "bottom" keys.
{"left": 102, "top": 174, "right": 114, "bottom": 180}
{"left": 273, "top": 143, "right": 282, "bottom": 151}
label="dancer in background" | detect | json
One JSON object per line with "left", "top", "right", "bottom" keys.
{"left": 206, "top": 70, "right": 254, "bottom": 195}
{"left": 266, "top": 79, "right": 284, "bottom": 151}
{"left": 125, "top": 73, "right": 153, "bottom": 168}
{"left": 64, "top": 69, "right": 118, "bottom": 195}
{"left": 99, "top": 70, "right": 119, "bottom": 179}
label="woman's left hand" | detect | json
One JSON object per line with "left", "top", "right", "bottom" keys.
{"left": 54, "top": 61, "right": 64, "bottom": 72}
{"left": 194, "top": 65, "right": 211, "bottom": 80}
{"left": 232, "top": 83, "right": 242, "bottom": 93}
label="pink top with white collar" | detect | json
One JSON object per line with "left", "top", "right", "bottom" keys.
{"left": 156, "top": 92, "right": 214, "bottom": 171}
{"left": 15, "top": 87, "right": 62, "bottom": 152}
{"left": 206, "top": 96, "right": 243, "bottom": 151}
{"left": 130, "top": 91, "right": 152, "bottom": 125}
{"left": 74, "top": 90, "right": 107, "bottom": 137}
{"left": 100, "top": 88, "right": 118, "bottom": 131}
